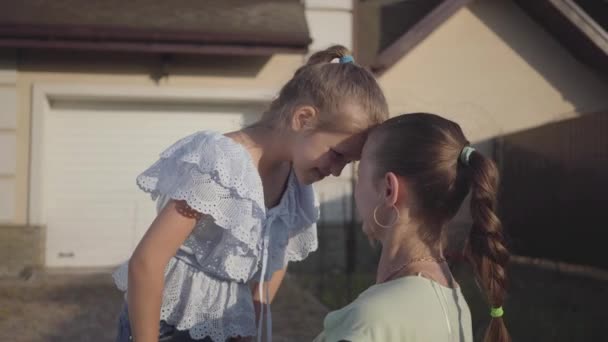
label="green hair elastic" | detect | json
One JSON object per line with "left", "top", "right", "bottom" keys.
{"left": 490, "top": 306, "right": 504, "bottom": 318}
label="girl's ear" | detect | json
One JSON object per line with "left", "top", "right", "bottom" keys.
{"left": 291, "top": 105, "right": 319, "bottom": 131}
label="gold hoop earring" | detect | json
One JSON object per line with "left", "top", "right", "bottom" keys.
{"left": 373, "top": 204, "right": 400, "bottom": 229}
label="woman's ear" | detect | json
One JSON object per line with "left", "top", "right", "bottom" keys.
{"left": 291, "top": 105, "right": 318, "bottom": 132}
{"left": 382, "top": 172, "right": 405, "bottom": 207}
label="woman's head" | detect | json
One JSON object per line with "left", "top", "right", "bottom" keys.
{"left": 356, "top": 113, "right": 471, "bottom": 233}
{"left": 259, "top": 45, "right": 389, "bottom": 184}
{"left": 355, "top": 113, "right": 511, "bottom": 342}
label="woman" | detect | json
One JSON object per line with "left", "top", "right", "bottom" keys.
{"left": 314, "top": 113, "right": 510, "bottom": 342}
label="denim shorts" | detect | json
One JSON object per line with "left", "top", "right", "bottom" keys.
{"left": 116, "top": 304, "right": 213, "bottom": 342}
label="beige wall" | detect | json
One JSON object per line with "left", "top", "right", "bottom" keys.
{"left": 9, "top": 51, "right": 305, "bottom": 225}
{"left": 0, "top": 50, "right": 17, "bottom": 224}
{"left": 378, "top": 0, "right": 608, "bottom": 143}
{"left": 305, "top": 0, "right": 353, "bottom": 53}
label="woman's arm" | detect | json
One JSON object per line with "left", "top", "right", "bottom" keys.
{"left": 127, "top": 200, "right": 200, "bottom": 342}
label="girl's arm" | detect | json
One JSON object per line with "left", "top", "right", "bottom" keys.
{"left": 127, "top": 200, "right": 199, "bottom": 342}
{"left": 251, "top": 268, "right": 287, "bottom": 320}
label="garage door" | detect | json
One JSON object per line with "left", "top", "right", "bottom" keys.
{"left": 41, "top": 99, "right": 264, "bottom": 267}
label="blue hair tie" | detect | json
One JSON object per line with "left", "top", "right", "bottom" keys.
{"left": 339, "top": 55, "right": 354, "bottom": 64}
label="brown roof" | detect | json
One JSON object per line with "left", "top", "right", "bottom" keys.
{"left": 0, "top": 0, "right": 311, "bottom": 55}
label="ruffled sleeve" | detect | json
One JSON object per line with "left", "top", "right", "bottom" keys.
{"left": 283, "top": 179, "right": 320, "bottom": 264}
{"left": 136, "top": 130, "right": 267, "bottom": 264}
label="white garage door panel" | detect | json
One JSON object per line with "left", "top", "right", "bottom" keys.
{"left": 44, "top": 104, "right": 262, "bottom": 267}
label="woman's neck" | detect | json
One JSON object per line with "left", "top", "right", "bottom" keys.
{"left": 376, "top": 222, "right": 446, "bottom": 284}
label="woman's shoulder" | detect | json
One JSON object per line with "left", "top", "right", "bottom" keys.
{"left": 344, "top": 276, "right": 452, "bottom": 320}
{"left": 322, "top": 277, "right": 470, "bottom": 342}
{"left": 359, "top": 275, "right": 434, "bottom": 299}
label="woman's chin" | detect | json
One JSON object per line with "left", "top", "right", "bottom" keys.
{"left": 361, "top": 222, "right": 373, "bottom": 237}
{"left": 362, "top": 222, "right": 380, "bottom": 242}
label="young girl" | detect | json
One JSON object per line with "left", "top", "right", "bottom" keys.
{"left": 315, "top": 113, "right": 510, "bottom": 342}
{"left": 112, "top": 45, "right": 389, "bottom": 342}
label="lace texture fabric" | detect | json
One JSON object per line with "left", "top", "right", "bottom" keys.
{"left": 113, "top": 131, "right": 319, "bottom": 341}
{"left": 113, "top": 257, "right": 257, "bottom": 341}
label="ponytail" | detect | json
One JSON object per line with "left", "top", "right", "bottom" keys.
{"left": 260, "top": 44, "right": 388, "bottom": 132}
{"left": 304, "top": 45, "right": 351, "bottom": 66}
{"left": 465, "top": 151, "right": 511, "bottom": 342}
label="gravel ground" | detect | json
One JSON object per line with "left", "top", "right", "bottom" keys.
{"left": 0, "top": 271, "right": 328, "bottom": 342}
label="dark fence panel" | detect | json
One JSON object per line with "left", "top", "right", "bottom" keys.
{"left": 498, "top": 112, "right": 608, "bottom": 269}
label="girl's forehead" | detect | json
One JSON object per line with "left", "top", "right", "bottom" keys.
{"left": 332, "top": 131, "right": 368, "bottom": 159}
{"left": 335, "top": 102, "right": 377, "bottom": 132}
{"left": 357, "top": 151, "right": 378, "bottom": 181}
{"left": 361, "top": 133, "right": 380, "bottom": 158}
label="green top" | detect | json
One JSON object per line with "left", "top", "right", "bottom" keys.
{"left": 314, "top": 275, "right": 473, "bottom": 342}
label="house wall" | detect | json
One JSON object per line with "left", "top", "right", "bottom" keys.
{"left": 5, "top": 0, "right": 357, "bottom": 227}
{"left": 378, "top": 0, "right": 608, "bottom": 143}
{"left": 0, "top": 0, "right": 356, "bottom": 275}
{"left": 13, "top": 52, "right": 304, "bottom": 225}
{"left": 0, "top": 50, "right": 28, "bottom": 276}
{"left": 0, "top": 52, "right": 302, "bottom": 275}
{"left": 305, "top": 0, "right": 353, "bottom": 54}
{"left": 0, "top": 50, "right": 17, "bottom": 224}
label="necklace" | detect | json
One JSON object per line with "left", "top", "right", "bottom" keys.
{"left": 380, "top": 256, "right": 447, "bottom": 283}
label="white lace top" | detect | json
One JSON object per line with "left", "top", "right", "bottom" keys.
{"left": 112, "top": 131, "right": 320, "bottom": 342}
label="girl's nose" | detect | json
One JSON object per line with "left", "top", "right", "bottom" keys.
{"left": 330, "top": 161, "right": 347, "bottom": 177}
